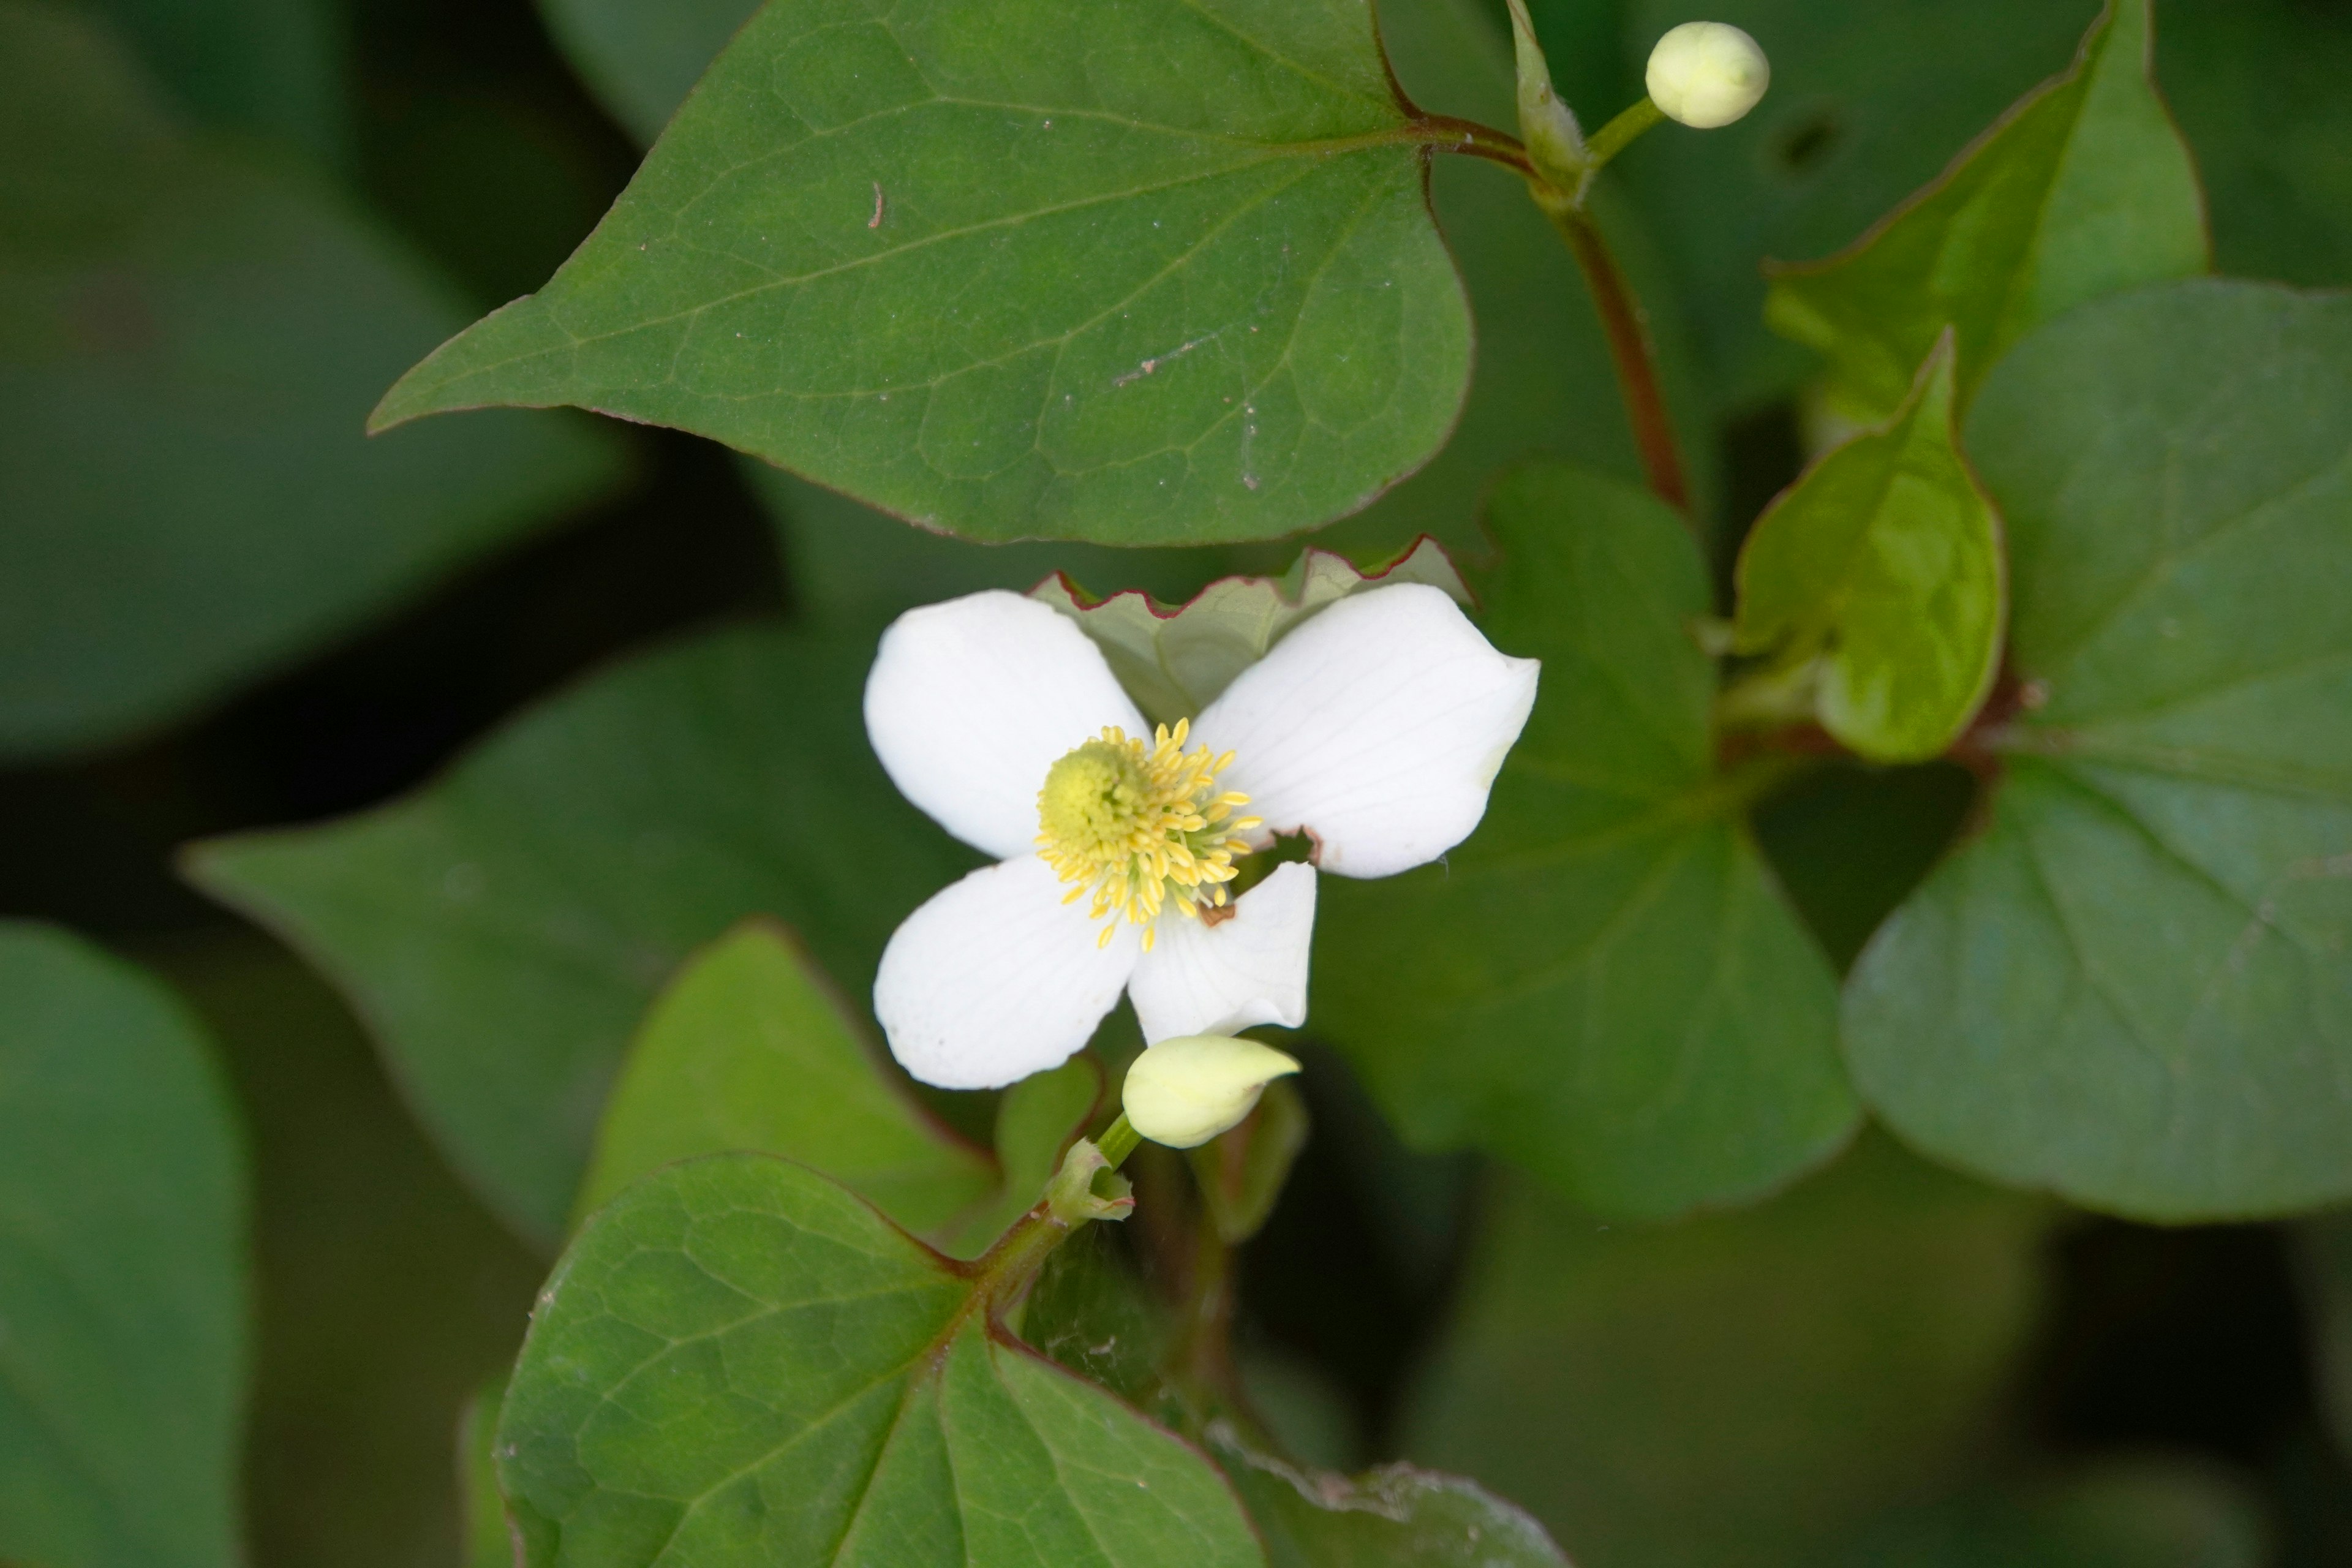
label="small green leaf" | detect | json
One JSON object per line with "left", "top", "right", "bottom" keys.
{"left": 1315, "top": 461, "right": 1857, "bottom": 1219}
{"left": 1210, "top": 1426, "right": 1572, "bottom": 1567}
{"left": 187, "top": 625, "right": 974, "bottom": 1249}
{"left": 497, "top": 1155, "right": 1264, "bottom": 1567}
{"left": 1765, "top": 0, "right": 2207, "bottom": 423}
{"left": 1031, "top": 538, "right": 1470, "bottom": 726}
{"left": 1846, "top": 279, "right": 2352, "bottom": 1219}
{"left": 1405, "top": 1136, "right": 2056, "bottom": 1568}
{"left": 374, "top": 0, "right": 1476, "bottom": 549}
{"left": 458, "top": 1376, "right": 513, "bottom": 1568}
{"left": 0, "top": 922, "right": 249, "bottom": 1568}
{"left": 1731, "top": 334, "right": 2004, "bottom": 763}
{"left": 575, "top": 919, "right": 995, "bottom": 1231}
{"left": 1188, "top": 1079, "right": 1309, "bottom": 1246}
{"left": 0, "top": 4, "right": 624, "bottom": 758}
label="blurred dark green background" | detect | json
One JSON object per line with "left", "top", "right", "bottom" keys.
{"left": 7, "top": 0, "right": 2352, "bottom": 1564}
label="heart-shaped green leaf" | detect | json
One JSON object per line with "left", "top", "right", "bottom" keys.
{"left": 1765, "top": 0, "right": 2207, "bottom": 424}
{"left": 0, "top": 4, "right": 624, "bottom": 759}
{"left": 374, "top": 0, "right": 1479, "bottom": 549}
{"left": 0, "top": 922, "right": 249, "bottom": 1568}
{"left": 1315, "top": 461, "right": 1856, "bottom": 1219}
{"left": 1845, "top": 279, "right": 2352, "bottom": 1219}
{"left": 187, "top": 626, "right": 975, "bottom": 1249}
{"left": 1033, "top": 537, "right": 1469, "bottom": 725}
{"left": 498, "top": 1153, "right": 1263, "bottom": 1567}
{"left": 1731, "top": 334, "right": 2004, "bottom": 762}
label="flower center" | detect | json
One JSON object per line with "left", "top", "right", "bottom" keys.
{"left": 1036, "top": 720, "right": 1261, "bottom": 950}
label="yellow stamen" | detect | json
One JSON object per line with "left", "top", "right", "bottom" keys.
{"left": 1036, "top": 719, "right": 1262, "bottom": 951}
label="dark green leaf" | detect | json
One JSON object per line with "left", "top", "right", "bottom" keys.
{"left": 0, "top": 4, "right": 625, "bottom": 758}
{"left": 1732, "top": 336, "right": 2003, "bottom": 762}
{"left": 1210, "top": 1426, "right": 1571, "bottom": 1567}
{"left": 1765, "top": 0, "right": 2207, "bottom": 424}
{"left": 1316, "top": 461, "right": 1855, "bottom": 1218}
{"left": 187, "top": 625, "right": 974, "bottom": 1250}
{"left": 0, "top": 922, "right": 248, "bottom": 1568}
{"left": 2296, "top": 1214, "right": 2352, "bottom": 1462}
{"left": 2161, "top": 0, "right": 2352, "bottom": 291}
{"left": 1404, "top": 1136, "right": 2056, "bottom": 1568}
{"left": 1847, "top": 279, "right": 2352, "bottom": 1219}
{"left": 497, "top": 1154, "right": 1263, "bottom": 1567}
{"left": 575, "top": 919, "right": 995, "bottom": 1231}
{"left": 1619, "top": 0, "right": 2103, "bottom": 407}
{"left": 373, "top": 0, "right": 1477, "bottom": 549}
{"left": 459, "top": 1376, "right": 513, "bottom": 1568}
{"left": 72, "top": 0, "right": 347, "bottom": 164}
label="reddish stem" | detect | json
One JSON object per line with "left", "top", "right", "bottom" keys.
{"left": 1553, "top": 206, "right": 1691, "bottom": 514}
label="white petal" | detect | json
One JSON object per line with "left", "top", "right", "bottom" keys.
{"left": 865, "top": 590, "right": 1148, "bottom": 861}
{"left": 1194, "top": 584, "right": 1539, "bottom": 879}
{"left": 874, "top": 856, "right": 1139, "bottom": 1090}
{"left": 1128, "top": 862, "right": 1316, "bottom": 1043}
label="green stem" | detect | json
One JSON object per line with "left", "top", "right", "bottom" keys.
{"left": 1546, "top": 203, "right": 1691, "bottom": 513}
{"left": 1095, "top": 1113, "right": 1142, "bottom": 1171}
{"left": 971, "top": 1115, "right": 1144, "bottom": 1315}
{"left": 1582, "top": 97, "right": 1665, "bottom": 172}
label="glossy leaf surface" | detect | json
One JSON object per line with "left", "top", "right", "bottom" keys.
{"left": 0, "top": 923, "right": 248, "bottom": 1568}
{"left": 1847, "top": 280, "right": 2352, "bottom": 1219}
{"left": 1732, "top": 337, "right": 2003, "bottom": 762}
{"left": 376, "top": 0, "right": 1476, "bottom": 548}
{"left": 498, "top": 1154, "right": 1263, "bottom": 1567}
{"left": 1316, "top": 462, "right": 1856, "bottom": 1218}
{"left": 189, "top": 626, "right": 974, "bottom": 1249}
{"left": 1406, "top": 1137, "right": 2054, "bottom": 1568}
{"left": 0, "top": 4, "right": 622, "bottom": 757}
{"left": 1766, "top": 0, "right": 2207, "bottom": 423}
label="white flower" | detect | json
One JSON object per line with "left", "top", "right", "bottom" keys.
{"left": 864, "top": 582, "right": 1540, "bottom": 1089}
{"left": 1124, "top": 1035, "right": 1302, "bottom": 1149}
{"left": 1647, "top": 21, "right": 1771, "bottom": 130}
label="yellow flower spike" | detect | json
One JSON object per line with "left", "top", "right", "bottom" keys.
{"left": 1123, "top": 1035, "right": 1303, "bottom": 1150}
{"left": 1036, "top": 723, "right": 1257, "bottom": 946}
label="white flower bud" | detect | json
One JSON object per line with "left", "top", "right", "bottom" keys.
{"left": 1646, "top": 22, "right": 1770, "bottom": 130}
{"left": 1122, "top": 1035, "right": 1302, "bottom": 1150}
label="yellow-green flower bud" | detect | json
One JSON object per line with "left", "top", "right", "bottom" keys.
{"left": 1646, "top": 21, "right": 1770, "bottom": 129}
{"left": 1121, "top": 1035, "right": 1302, "bottom": 1150}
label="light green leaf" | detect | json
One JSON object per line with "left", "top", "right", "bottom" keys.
{"left": 1846, "top": 279, "right": 2352, "bottom": 1219}
{"left": 0, "top": 922, "right": 248, "bottom": 1568}
{"left": 1404, "top": 1136, "right": 2056, "bottom": 1568}
{"left": 459, "top": 1376, "right": 513, "bottom": 1568}
{"left": 1315, "top": 461, "right": 1856, "bottom": 1219}
{"left": 373, "top": 0, "right": 1477, "bottom": 549}
{"left": 72, "top": 0, "right": 347, "bottom": 164}
{"left": 1210, "top": 1427, "right": 1572, "bottom": 1567}
{"left": 1732, "top": 334, "right": 2004, "bottom": 762}
{"left": 1032, "top": 537, "right": 1470, "bottom": 726}
{"left": 497, "top": 1155, "right": 1264, "bottom": 1567}
{"left": 1765, "top": 0, "right": 2207, "bottom": 424}
{"left": 0, "top": 2, "right": 625, "bottom": 758}
{"left": 1619, "top": 0, "right": 2103, "bottom": 407}
{"left": 575, "top": 919, "right": 995, "bottom": 1231}
{"left": 187, "top": 625, "right": 974, "bottom": 1250}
